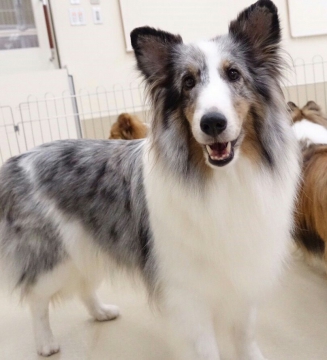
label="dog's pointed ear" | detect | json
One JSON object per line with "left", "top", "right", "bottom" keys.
{"left": 229, "top": 0, "right": 280, "bottom": 61}
{"left": 118, "top": 113, "right": 132, "bottom": 130}
{"left": 130, "top": 27, "right": 182, "bottom": 81}
{"left": 287, "top": 102, "right": 303, "bottom": 123}
{"left": 117, "top": 113, "right": 133, "bottom": 139}
{"left": 304, "top": 100, "right": 320, "bottom": 112}
{"left": 287, "top": 102, "right": 299, "bottom": 112}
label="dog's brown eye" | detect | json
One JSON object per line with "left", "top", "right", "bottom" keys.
{"left": 227, "top": 68, "right": 240, "bottom": 81}
{"left": 183, "top": 76, "right": 196, "bottom": 90}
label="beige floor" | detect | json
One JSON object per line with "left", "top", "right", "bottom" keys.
{"left": 1, "top": 254, "right": 327, "bottom": 360}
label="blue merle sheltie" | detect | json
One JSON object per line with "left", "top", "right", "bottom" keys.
{"left": 0, "top": 1, "right": 300, "bottom": 359}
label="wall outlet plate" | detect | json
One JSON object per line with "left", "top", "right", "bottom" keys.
{"left": 92, "top": 7, "right": 103, "bottom": 24}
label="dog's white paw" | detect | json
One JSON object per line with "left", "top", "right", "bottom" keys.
{"left": 93, "top": 304, "right": 120, "bottom": 321}
{"left": 37, "top": 341, "right": 60, "bottom": 357}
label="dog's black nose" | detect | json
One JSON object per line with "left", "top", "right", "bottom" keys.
{"left": 200, "top": 112, "right": 227, "bottom": 136}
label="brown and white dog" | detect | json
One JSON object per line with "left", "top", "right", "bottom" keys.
{"left": 289, "top": 101, "right": 327, "bottom": 143}
{"left": 109, "top": 113, "right": 148, "bottom": 140}
{"left": 289, "top": 101, "right": 327, "bottom": 268}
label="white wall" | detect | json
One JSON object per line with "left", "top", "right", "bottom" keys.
{"left": 50, "top": 0, "right": 137, "bottom": 91}
{"left": 50, "top": 0, "right": 327, "bottom": 91}
{"left": 278, "top": 0, "right": 327, "bottom": 62}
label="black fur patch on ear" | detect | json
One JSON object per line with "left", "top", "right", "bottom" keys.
{"left": 229, "top": 0, "right": 280, "bottom": 51}
{"left": 130, "top": 26, "right": 182, "bottom": 81}
{"left": 229, "top": 0, "right": 281, "bottom": 87}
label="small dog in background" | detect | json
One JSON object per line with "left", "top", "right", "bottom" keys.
{"left": 109, "top": 113, "right": 148, "bottom": 140}
{"left": 289, "top": 101, "right": 327, "bottom": 269}
{"left": 289, "top": 101, "right": 327, "bottom": 144}
{"left": 288, "top": 100, "right": 327, "bottom": 126}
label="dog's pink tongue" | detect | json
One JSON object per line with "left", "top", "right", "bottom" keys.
{"left": 210, "top": 142, "right": 227, "bottom": 151}
{"left": 209, "top": 142, "right": 228, "bottom": 156}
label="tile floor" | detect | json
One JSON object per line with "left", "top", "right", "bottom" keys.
{"left": 1, "top": 254, "right": 327, "bottom": 360}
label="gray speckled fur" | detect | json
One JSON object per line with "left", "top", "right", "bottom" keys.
{"left": 0, "top": 139, "right": 155, "bottom": 293}
{"left": 0, "top": 0, "right": 286, "bottom": 307}
{"left": 0, "top": 16, "right": 283, "bottom": 297}
{"left": 0, "top": 2, "right": 300, "bottom": 358}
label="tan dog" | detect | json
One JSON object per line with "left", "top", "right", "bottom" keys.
{"left": 109, "top": 113, "right": 148, "bottom": 140}
{"left": 289, "top": 101, "right": 327, "bottom": 269}
{"left": 288, "top": 100, "right": 327, "bottom": 127}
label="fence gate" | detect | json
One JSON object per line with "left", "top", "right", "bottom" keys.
{"left": 0, "top": 106, "right": 21, "bottom": 164}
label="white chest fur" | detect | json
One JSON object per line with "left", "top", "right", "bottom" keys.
{"left": 143, "top": 150, "right": 297, "bottom": 307}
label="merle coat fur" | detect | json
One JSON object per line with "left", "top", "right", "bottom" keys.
{"left": 0, "top": 1, "right": 300, "bottom": 359}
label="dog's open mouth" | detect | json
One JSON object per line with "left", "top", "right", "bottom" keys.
{"left": 205, "top": 139, "right": 238, "bottom": 166}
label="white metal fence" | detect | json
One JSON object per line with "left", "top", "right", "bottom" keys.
{"left": 0, "top": 81, "right": 148, "bottom": 165}
{"left": 1, "top": 58, "right": 327, "bottom": 166}
{"left": 283, "top": 56, "right": 327, "bottom": 113}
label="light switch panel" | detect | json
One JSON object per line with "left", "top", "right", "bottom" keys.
{"left": 69, "top": 7, "right": 86, "bottom": 26}
{"left": 77, "top": 8, "right": 86, "bottom": 24}
{"left": 90, "top": 0, "right": 100, "bottom": 4}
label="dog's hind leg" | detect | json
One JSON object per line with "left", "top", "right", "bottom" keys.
{"left": 29, "top": 294, "right": 60, "bottom": 357}
{"left": 63, "top": 223, "right": 120, "bottom": 322}
{"left": 25, "top": 259, "right": 78, "bottom": 356}
{"left": 79, "top": 281, "right": 120, "bottom": 322}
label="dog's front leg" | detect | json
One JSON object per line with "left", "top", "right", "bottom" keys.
{"left": 29, "top": 294, "right": 60, "bottom": 357}
{"left": 234, "top": 307, "right": 267, "bottom": 360}
{"left": 167, "top": 293, "right": 220, "bottom": 360}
